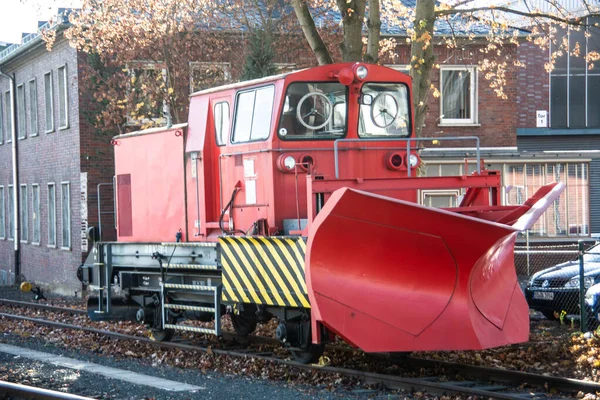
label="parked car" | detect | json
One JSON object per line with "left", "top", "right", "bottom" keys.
{"left": 525, "top": 243, "right": 600, "bottom": 320}
{"left": 585, "top": 283, "right": 600, "bottom": 329}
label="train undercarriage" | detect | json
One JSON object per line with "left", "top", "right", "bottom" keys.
{"left": 80, "top": 239, "right": 327, "bottom": 363}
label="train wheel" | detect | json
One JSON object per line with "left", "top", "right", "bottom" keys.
{"left": 290, "top": 343, "right": 324, "bottom": 364}
{"left": 231, "top": 305, "right": 258, "bottom": 336}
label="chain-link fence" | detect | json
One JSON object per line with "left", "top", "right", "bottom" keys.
{"left": 516, "top": 241, "right": 600, "bottom": 331}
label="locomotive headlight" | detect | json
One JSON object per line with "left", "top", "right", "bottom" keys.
{"left": 408, "top": 153, "right": 419, "bottom": 168}
{"left": 284, "top": 156, "right": 296, "bottom": 170}
{"left": 277, "top": 154, "right": 297, "bottom": 172}
{"left": 355, "top": 65, "right": 368, "bottom": 80}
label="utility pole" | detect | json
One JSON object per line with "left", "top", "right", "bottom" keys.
{"left": 0, "top": 70, "right": 21, "bottom": 285}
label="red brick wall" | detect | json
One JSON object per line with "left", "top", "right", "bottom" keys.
{"left": 516, "top": 41, "right": 550, "bottom": 129}
{"left": 0, "top": 39, "right": 86, "bottom": 295}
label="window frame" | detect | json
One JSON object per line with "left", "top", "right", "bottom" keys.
{"left": 29, "top": 78, "right": 38, "bottom": 137}
{"left": 32, "top": 184, "right": 40, "bottom": 245}
{"left": 126, "top": 61, "right": 167, "bottom": 126}
{"left": 19, "top": 184, "right": 28, "bottom": 243}
{"left": 44, "top": 71, "right": 54, "bottom": 133}
{"left": 0, "top": 186, "right": 4, "bottom": 239}
{"left": 439, "top": 65, "right": 479, "bottom": 126}
{"left": 0, "top": 95, "right": 4, "bottom": 144}
{"left": 549, "top": 17, "right": 600, "bottom": 128}
{"left": 189, "top": 61, "right": 232, "bottom": 93}
{"left": 17, "top": 83, "right": 26, "bottom": 139}
{"left": 231, "top": 85, "right": 275, "bottom": 144}
{"left": 61, "top": 181, "right": 71, "bottom": 250}
{"left": 47, "top": 182, "right": 56, "bottom": 248}
{"left": 7, "top": 184, "right": 13, "bottom": 240}
{"left": 57, "top": 64, "right": 69, "bottom": 130}
{"left": 5, "top": 90, "right": 12, "bottom": 142}
{"left": 214, "top": 100, "right": 230, "bottom": 146}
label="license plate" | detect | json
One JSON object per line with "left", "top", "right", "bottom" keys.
{"left": 533, "top": 291, "right": 554, "bottom": 300}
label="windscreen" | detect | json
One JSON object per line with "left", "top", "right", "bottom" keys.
{"left": 277, "top": 82, "right": 347, "bottom": 140}
{"left": 359, "top": 83, "right": 410, "bottom": 138}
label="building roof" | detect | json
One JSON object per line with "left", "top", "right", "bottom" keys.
{"left": 0, "top": 9, "right": 70, "bottom": 66}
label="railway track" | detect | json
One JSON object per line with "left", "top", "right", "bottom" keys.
{"left": 0, "top": 380, "right": 93, "bottom": 400}
{"left": 2, "top": 298, "right": 600, "bottom": 399}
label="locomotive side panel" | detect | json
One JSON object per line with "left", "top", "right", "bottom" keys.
{"left": 114, "top": 125, "right": 188, "bottom": 242}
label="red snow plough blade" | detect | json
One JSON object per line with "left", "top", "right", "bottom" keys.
{"left": 305, "top": 183, "right": 564, "bottom": 353}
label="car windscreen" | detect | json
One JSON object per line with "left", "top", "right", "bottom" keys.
{"left": 358, "top": 83, "right": 410, "bottom": 138}
{"left": 277, "top": 82, "right": 347, "bottom": 140}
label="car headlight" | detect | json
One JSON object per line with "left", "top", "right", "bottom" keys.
{"left": 565, "top": 276, "right": 595, "bottom": 289}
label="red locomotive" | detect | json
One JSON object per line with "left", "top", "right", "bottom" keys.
{"left": 80, "top": 62, "right": 564, "bottom": 362}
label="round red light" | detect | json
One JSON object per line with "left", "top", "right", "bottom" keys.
{"left": 337, "top": 68, "right": 354, "bottom": 86}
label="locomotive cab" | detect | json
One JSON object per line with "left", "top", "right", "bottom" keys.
{"left": 188, "top": 63, "right": 419, "bottom": 241}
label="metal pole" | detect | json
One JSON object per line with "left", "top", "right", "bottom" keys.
{"left": 579, "top": 240, "right": 587, "bottom": 332}
{"left": 526, "top": 230, "right": 530, "bottom": 277}
{"left": 0, "top": 70, "right": 20, "bottom": 285}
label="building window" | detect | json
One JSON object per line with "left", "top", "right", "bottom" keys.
{"left": 0, "top": 186, "right": 4, "bottom": 239}
{"left": 275, "top": 63, "right": 297, "bottom": 73}
{"left": 189, "top": 62, "right": 231, "bottom": 93}
{"left": 48, "top": 183, "right": 56, "bottom": 247}
{"left": 61, "top": 182, "right": 70, "bottom": 249}
{"left": 127, "top": 62, "right": 166, "bottom": 126}
{"left": 29, "top": 79, "right": 38, "bottom": 136}
{"left": 32, "top": 184, "right": 40, "bottom": 244}
{"left": 0, "top": 97, "right": 4, "bottom": 144}
{"left": 440, "top": 66, "right": 478, "bottom": 125}
{"left": 214, "top": 101, "right": 230, "bottom": 145}
{"left": 58, "top": 65, "right": 68, "bottom": 129}
{"left": 20, "top": 184, "right": 28, "bottom": 242}
{"left": 421, "top": 189, "right": 462, "bottom": 208}
{"left": 232, "top": 86, "right": 275, "bottom": 143}
{"left": 550, "top": 16, "right": 600, "bottom": 128}
{"left": 423, "top": 160, "right": 589, "bottom": 238}
{"left": 44, "top": 72, "right": 54, "bottom": 133}
{"left": 5, "top": 91, "right": 12, "bottom": 142}
{"left": 8, "top": 184, "right": 13, "bottom": 240}
{"left": 17, "top": 84, "right": 26, "bottom": 139}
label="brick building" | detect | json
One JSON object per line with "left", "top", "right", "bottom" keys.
{"left": 0, "top": 13, "right": 115, "bottom": 294}
{"left": 0, "top": 9, "right": 595, "bottom": 294}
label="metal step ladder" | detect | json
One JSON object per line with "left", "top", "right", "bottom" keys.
{"left": 93, "top": 244, "right": 112, "bottom": 315}
{"left": 160, "top": 282, "right": 222, "bottom": 336}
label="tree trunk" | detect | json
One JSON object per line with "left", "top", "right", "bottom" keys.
{"left": 336, "top": 0, "right": 366, "bottom": 61}
{"left": 364, "top": 0, "right": 380, "bottom": 64}
{"left": 291, "top": 0, "right": 333, "bottom": 65}
{"left": 410, "top": 0, "right": 436, "bottom": 138}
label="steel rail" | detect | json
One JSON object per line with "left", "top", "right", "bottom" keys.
{"left": 406, "top": 356, "right": 600, "bottom": 395}
{"left": 5, "top": 298, "right": 600, "bottom": 396}
{"left": 0, "top": 299, "right": 86, "bottom": 314}
{"left": 0, "top": 380, "right": 93, "bottom": 400}
{"left": 1, "top": 311, "right": 599, "bottom": 399}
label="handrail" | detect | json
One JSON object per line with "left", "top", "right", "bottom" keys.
{"left": 406, "top": 136, "right": 481, "bottom": 177}
{"left": 333, "top": 138, "right": 406, "bottom": 179}
{"left": 333, "top": 136, "right": 481, "bottom": 179}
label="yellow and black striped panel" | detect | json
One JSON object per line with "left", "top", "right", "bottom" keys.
{"left": 218, "top": 236, "right": 310, "bottom": 309}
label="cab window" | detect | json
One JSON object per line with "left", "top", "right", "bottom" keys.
{"left": 359, "top": 83, "right": 410, "bottom": 138}
{"left": 214, "top": 101, "right": 230, "bottom": 145}
{"left": 233, "top": 86, "right": 274, "bottom": 143}
{"left": 278, "top": 82, "right": 347, "bottom": 140}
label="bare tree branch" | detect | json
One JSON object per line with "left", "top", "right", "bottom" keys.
{"left": 291, "top": 0, "right": 333, "bottom": 65}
